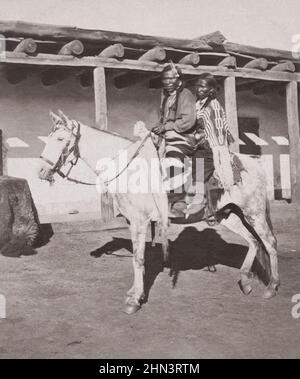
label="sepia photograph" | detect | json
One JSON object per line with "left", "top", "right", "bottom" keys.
{"left": 0, "top": 0, "right": 299, "bottom": 362}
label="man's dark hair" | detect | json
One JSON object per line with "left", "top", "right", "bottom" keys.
{"left": 161, "top": 63, "right": 183, "bottom": 79}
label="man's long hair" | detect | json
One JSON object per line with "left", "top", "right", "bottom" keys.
{"left": 160, "top": 63, "right": 184, "bottom": 123}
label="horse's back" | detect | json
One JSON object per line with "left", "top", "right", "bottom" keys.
{"left": 217, "top": 153, "right": 269, "bottom": 212}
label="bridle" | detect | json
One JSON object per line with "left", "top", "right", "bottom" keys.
{"left": 40, "top": 119, "right": 153, "bottom": 186}
{"left": 40, "top": 119, "right": 95, "bottom": 184}
{"left": 54, "top": 120, "right": 82, "bottom": 179}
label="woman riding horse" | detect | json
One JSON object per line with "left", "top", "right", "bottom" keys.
{"left": 185, "top": 73, "right": 235, "bottom": 216}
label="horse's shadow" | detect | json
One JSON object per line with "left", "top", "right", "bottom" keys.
{"left": 90, "top": 226, "right": 270, "bottom": 303}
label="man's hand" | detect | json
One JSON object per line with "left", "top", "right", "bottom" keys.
{"left": 152, "top": 123, "right": 165, "bottom": 135}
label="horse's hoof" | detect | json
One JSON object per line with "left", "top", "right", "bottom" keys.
{"left": 238, "top": 280, "right": 252, "bottom": 296}
{"left": 263, "top": 281, "right": 279, "bottom": 299}
{"left": 123, "top": 303, "right": 141, "bottom": 315}
{"left": 263, "top": 288, "right": 277, "bottom": 299}
{"left": 124, "top": 296, "right": 131, "bottom": 305}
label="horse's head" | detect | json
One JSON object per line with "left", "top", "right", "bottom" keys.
{"left": 38, "top": 110, "right": 81, "bottom": 183}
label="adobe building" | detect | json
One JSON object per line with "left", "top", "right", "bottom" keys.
{"left": 0, "top": 21, "right": 299, "bottom": 222}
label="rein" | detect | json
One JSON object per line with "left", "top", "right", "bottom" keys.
{"left": 102, "top": 131, "right": 151, "bottom": 186}
{"left": 43, "top": 121, "right": 152, "bottom": 187}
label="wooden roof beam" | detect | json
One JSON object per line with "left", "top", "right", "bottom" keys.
{"left": 243, "top": 57, "right": 269, "bottom": 70}
{"left": 2, "top": 53, "right": 300, "bottom": 82}
{"left": 270, "top": 61, "right": 296, "bottom": 73}
{"left": 14, "top": 38, "right": 37, "bottom": 54}
{"left": 0, "top": 21, "right": 220, "bottom": 51}
{"left": 148, "top": 53, "right": 201, "bottom": 89}
{"left": 178, "top": 52, "right": 200, "bottom": 66}
{"left": 58, "top": 39, "right": 84, "bottom": 55}
{"left": 115, "top": 51, "right": 201, "bottom": 89}
{"left": 1, "top": 38, "right": 38, "bottom": 84}
{"left": 224, "top": 41, "right": 300, "bottom": 64}
{"left": 41, "top": 39, "right": 84, "bottom": 86}
{"left": 138, "top": 46, "right": 166, "bottom": 61}
{"left": 78, "top": 44, "right": 125, "bottom": 87}
{"left": 218, "top": 56, "right": 237, "bottom": 69}
{"left": 114, "top": 46, "right": 166, "bottom": 88}
{"left": 98, "top": 43, "right": 125, "bottom": 58}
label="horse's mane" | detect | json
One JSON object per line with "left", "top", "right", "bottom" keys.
{"left": 78, "top": 121, "right": 134, "bottom": 143}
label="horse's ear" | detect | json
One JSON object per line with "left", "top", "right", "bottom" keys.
{"left": 57, "top": 109, "right": 69, "bottom": 125}
{"left": 49, "top": 110, "right": 61, "bottom": 126}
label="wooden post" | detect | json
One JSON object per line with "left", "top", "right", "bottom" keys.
{"left": 0, "top": 129, "right": 3, "bottom": 175}
{"left": 286, "top": 81, "right": 300, "bottom": 203}
{"left": 93, "top": 66, "right": 108, "bottom": 130}
{"left": 224, "top": 76, "right": 239, "bottom": 152}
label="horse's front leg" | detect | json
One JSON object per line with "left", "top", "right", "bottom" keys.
{"left": 124, "top": 221, "right": 148, "bottom": 315}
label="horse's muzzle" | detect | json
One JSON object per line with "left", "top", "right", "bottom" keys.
{"left": 38, "top": 164, "right": 54, "bottom": 183}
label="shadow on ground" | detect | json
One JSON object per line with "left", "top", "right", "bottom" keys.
{"left": 90, "top": 226, "right": 270, "bottom": 303}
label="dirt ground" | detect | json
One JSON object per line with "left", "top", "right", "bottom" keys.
{"left": 0, "top": 204, "right": 300, "bottom": 359}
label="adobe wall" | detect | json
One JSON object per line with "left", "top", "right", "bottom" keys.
{"left": 0, "top": 70, "right": 293, "bottom": 220}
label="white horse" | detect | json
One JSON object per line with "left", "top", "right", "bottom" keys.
{"left": 38, "top": 110, "right": 279, "bottom": 313}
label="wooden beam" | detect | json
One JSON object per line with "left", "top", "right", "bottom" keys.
{"left": 77, "top": 44, "right": 125, "bottom": 87}
{"left": 224, "top": 76, "right": 239, "bottom": 152}
{"left": 218, "top": 56, "right": 237, "bottom": 69}
{"left": 286, "top": 81, "right": 300, "bottom": 202}
{"left": 270, "top": 61, "right": 295, "bottom": 72}
{"left": 1, "top": 20, "right": 300, "bottom": 65}
{"left": 224, "top": 41, "right": 300, "bottom": 64}
{"left": 138, "top": 46, "right": 166, "bottom": 62}
{"left": 58, "top": 39, "right": 84, "bottom": 55}
{"left": 2, "top": 38, "right": 38, "bottom": 83}
{"left": 178, "top": 53, "right": 200, "bottom": 66}
{"left": 98, "top": 43, "right": 124, "bottom": 58}
{"left": 244, "top": 58, "right": 268, "bottom": 70}
{"left": 14, "top": 38, "right": 37, "bottom": 54}
{"left": 1, "top": 53, "right": 300, "bottom": 82}
{"left": 0, "top": 21, "right": 218, "bottom": 51}
{"left": 0, "top": 129, "right": 3, "bottom": 176}
{"left": 41, "top": 40, "right": 84, "bottom": 86}
{"left": 193, "top": 31, "right": 226, "bottom": 45}
{"left": 94, "top": 67, "right": 107, "bottom": 130}
{"left": 114, "top": 46, "right": 166, "bottom": 88}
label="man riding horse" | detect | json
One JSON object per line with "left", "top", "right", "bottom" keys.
{"left": 152, "top": 65, "right": 235, "bottom": 219}
{"left": 152, "top": 63, "right": 197, "bottom": 217}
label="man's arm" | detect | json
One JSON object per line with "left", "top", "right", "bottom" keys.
{"left": 164, "top": 89, "right": 196, "bottom": 133}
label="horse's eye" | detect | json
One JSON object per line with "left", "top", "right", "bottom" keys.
{"left": 57, "top": 137, "right": 64, "bottom": 141}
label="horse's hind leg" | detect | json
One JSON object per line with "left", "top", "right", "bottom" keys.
{"left": 221, "top": 214, "right": 260, "bottom": 295}
{"left": 253, "top": 218, "right": 280, "bottom": 299}
{"left": 124, "top": 220, "right": 148, "bottom": 315}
